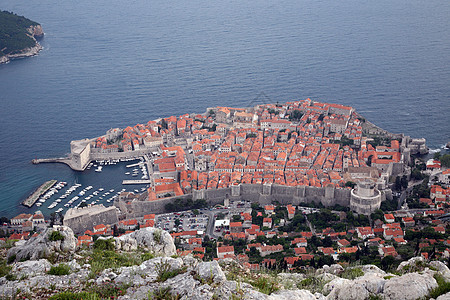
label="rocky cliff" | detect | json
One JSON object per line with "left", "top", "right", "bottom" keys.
{"left": 2, "top": 228, "right": 450, "bottom": 299}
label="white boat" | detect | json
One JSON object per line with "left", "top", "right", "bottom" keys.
{"left": 95, "top": 166, "right": 103, "bottom": 172}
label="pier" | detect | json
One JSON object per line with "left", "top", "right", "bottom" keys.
{"left": 22, "top": 180, "right": 57, "bottom": 207}
{"left": 126, "top": 162, "right": 144, "bottom": 168}
{"left": 122, "top": 180, "right": 152, "bottom": 185}
{"left": 31, "top": 157, "right": 88, "bottom": 171}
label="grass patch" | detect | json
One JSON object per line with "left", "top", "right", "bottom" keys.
{"left": 298, "top": 277, "right": 327, "bottom": 294}
{"left": 49, "top": 291, "right": 99, "bottom": 300}
{"left": 383, "top": 275, "right": 394, "bottom": 280}
{"left": 93, "top": 238, "right": 115, "bottom": 251}
{"left": 0, "top": 259, "right": 12, "bottom": 277}
{"left": 251, "top": 276, "right": 279, "bottom": 295}
{"left": 49, "top": 231, "right": 65, "bottom": 242}
{"left": 400, "top": 259, "right": 429, "bottom": 274}
{"left": 223, "top": 263, "right": 279, "bottom": 295}
{"left": 88, "top": 250, "right": 144, "bottom": 277}
{"left": 429, "top": 273, "right": 450, "bottom": 299}
{"left": 1, "top": 239, "right": 18, "bottom": 249}
{"left": 340, "top": 267, "right": 364, "bottom": 280}
{"left": 155, "top": 260, "right": 187, "bottom": 282}
{"left": 87, "top": 282, "right": 130, "bottom": 299}
{"left": 141, "top": 252, "right": 155, "bottom": 261}
{"left": 148, "top": 287, "right": 180, "bottom": 300}
{"left": 48, "top": 264, "right": 71, "bottom": 276}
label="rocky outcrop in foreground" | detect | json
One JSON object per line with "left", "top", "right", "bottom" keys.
{"left": 7, "top": 225, "right": 77, "bottom": 262}
{"left": 113, "top": 227, "right": 176, "bottom": 256}
{"left": 2, "top": 228, "right": 450, "bottom": 299}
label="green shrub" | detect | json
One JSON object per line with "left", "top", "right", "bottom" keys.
{"left": 341, "top": 267, "right": 364, "bottom": 280}
{"left": 93, "top": 238, "right": 115, "bottom": 251}
{"left": 49, "top": 231, "right": 65, "bottom": 242}
{"left": 48, "top": 264, "right": 71, "bottom": 276}
{"left": 49, "top": 291, "right": 99, "bottom": 300}
{"left": 5, "top": 273, "right": 17, "bottom": 281}
{"left": 153, "top": 230, "right": 162, "bottom": 243}
{"left": 429, "top": 274, "right": 450, "bottom": 299}
{"left": 0, "top": 259, "right": 12, "bottom": 277}
{"left": 7, "top": 254, "right": 16, "bottom": 264}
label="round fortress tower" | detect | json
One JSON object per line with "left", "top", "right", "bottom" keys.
{"left": 350, "top": 180, "right": 382, "bottom": 215}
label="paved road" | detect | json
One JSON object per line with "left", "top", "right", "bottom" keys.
{"left": 397, "top": 179, "right": 424, "bottom": 210}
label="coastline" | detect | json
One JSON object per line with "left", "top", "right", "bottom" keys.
{"left": 0, "top": 25, "right": 44, "bottom": 65}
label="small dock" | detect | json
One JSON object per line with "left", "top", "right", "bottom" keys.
{"left": 126, "top": 162, "right": 144, "bottom": 168}
{"left": 122, "top": 179, "right": 152, "bottom": 185}
{"left": 22, "top": 180, "right": 57, "bottom": 207}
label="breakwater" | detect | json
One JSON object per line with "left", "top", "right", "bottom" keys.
{"left": 22, "top": 180, "right": 56, "bottom": 207}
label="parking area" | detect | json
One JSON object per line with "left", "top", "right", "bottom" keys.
{"left": 155, "top": 211, "right": 209, "bottom": 232}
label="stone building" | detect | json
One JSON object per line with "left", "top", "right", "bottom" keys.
{"left": 63, "top": 204, "right": 118, "bottom": 234}
{"left": 350, "top": 180, "right": 382, "bottom": 215}
{"left": 70, "top": 139, "right": 91, "bottom": 170}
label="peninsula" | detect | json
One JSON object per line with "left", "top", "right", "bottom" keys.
{"left": 0, "top": 10, "right": 44, "bottom": 64}
{"left": 35, "top": 99, "right": 430, "bottom": 218}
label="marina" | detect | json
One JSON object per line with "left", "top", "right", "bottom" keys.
{"left": 20, "top": 158, "right": 151, "bottom": 216}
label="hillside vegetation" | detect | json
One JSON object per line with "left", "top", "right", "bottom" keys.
{"left": 0, "top": 10, "right": 39, "bottom": 56}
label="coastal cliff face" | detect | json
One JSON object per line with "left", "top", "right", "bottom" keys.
{"left": 2, "top": 228, "right": 450, "bottom": 299}
{"left": 28, "top": 24, "right": 44, "bottom": 39}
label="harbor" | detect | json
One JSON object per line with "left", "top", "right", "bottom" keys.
{"left": 19, "top": 157, "right": 152, "bottom": 217}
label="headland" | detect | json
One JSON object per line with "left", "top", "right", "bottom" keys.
{"left": 0, "top": 11, "right": 44, "bottom": 64}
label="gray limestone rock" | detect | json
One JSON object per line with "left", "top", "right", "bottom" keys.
{"left": 194, "top": 260, "right": 226, "bottom": 283}
{"left": 11, "top": 259, "right": 52, "bottom": 277}
{"left": 328, "top": 264, "right": 344, "bottom": 275}
{"left": 430, "top": 261, "right": 450, "bottom": 282}
{"left": 323, "top": 277, "right": 350, "bottom": 296}
{"left": 67, "top": 259, "right": 81, "bottom": 272}
{"left": 278, "top": 272, "right": 307, "bottom": 289}
{"left": 114, "top": 227, "right": 176, "bottom": 256}
{"left": 326, "top": 273, "right": 386, "bottom": 300}
{"left": 383, "top": 272, "right": 438, "bottom": 300}
{"left": 361, "top": 264, "right": 386, "bottom": 275}
{"left": 268, "top": 289, "right": 318, "bottom": 300}
{"left": 7, "top": 226, "right": 77, "bottom": 262}
{"left": 396, "top": 256, "right": 425, "bottom": 272}
{"left": 437, "top": 291, "right": 450, "bottom": 300}
{"left": 317, "top": 272, "right": 338, "bottom": 283}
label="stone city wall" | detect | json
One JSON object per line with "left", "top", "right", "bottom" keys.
{"left": 122, "top": 183, "right": 352, "bottom": 217}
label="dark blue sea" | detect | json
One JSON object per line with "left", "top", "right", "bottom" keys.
{"left": 0, "top": 0, "right": 449, "bottom": 218}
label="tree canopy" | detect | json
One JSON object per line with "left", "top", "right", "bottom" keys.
{"left": 0, "top": 11, "right": 39, "bottom": 56}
